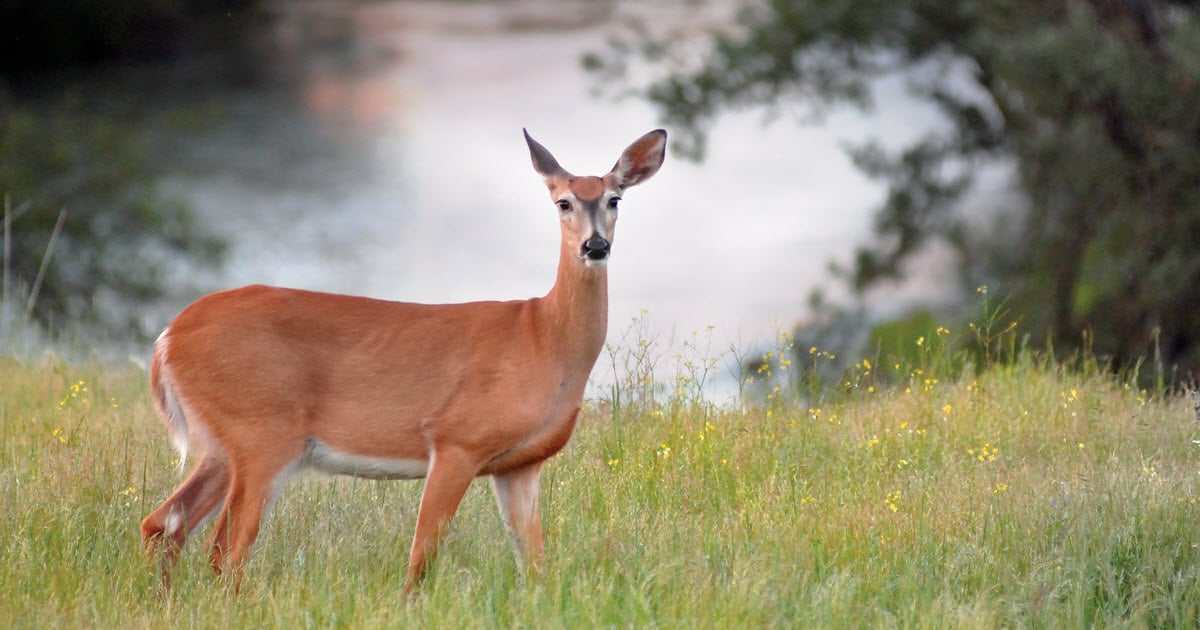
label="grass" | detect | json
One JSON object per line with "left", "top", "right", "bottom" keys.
{"left": 2, "top": 328, "right": 1199, "bottom": 628}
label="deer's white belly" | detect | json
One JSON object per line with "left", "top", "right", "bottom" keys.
{"left": 305, "top": 439, "right": 430, "bottom": 480}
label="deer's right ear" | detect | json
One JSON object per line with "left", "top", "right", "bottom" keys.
{"left": 524, "top": 129, "right": 568, "bottom": 178}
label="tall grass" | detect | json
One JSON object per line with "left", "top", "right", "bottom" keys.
{"left": 1, "top": 319, "right": 1198, "bottom": 628}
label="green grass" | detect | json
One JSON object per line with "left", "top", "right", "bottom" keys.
{"left": 2, "top": 340, "right": 1199, "bottom": 628}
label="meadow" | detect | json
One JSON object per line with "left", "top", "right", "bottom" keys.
{"left": 2, "top": 322, "right": 1199, "bottom": 628}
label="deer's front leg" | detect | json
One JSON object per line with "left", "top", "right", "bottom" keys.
{"left": 491, "top": 461, "right": 546, "bottom": 573}
{"left": 405, "top": 447, "right": 479, "bottom": 594}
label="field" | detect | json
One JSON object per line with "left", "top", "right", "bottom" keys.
{"left": 2, "top": 331, "right": 1199, "bottom": 628}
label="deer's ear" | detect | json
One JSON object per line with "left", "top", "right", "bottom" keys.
{"left": 524, "top": 129, "right": 568, "bottom": 178}
{"left": 609, "top": 129, "right": 667, "bottom": 189}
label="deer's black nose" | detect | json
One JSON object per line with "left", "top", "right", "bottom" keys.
{"left": 582, "top": 236, "right": 610, "bottom": 260}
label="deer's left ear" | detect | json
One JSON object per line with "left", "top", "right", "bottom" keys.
{"left": 609, "top": 129, "right": 667, "bottom": 189}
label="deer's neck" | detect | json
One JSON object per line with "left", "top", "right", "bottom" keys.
{"left": 537, "top": 244, "right": 609, "bottom": 367}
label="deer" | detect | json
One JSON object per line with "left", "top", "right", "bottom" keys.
{"left": 139, "top": 128, "right": 667, "bottom": 594}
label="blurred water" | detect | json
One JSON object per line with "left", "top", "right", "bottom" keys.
{"left": 154, "top": 1, "right": 959, "bottom": 395}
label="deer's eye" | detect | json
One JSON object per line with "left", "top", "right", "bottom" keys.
{"left": 557, "top": 199, "right": 571, "bottom": 212}
{"left": 607, "top": 197, "right": 621, "bottom": 210}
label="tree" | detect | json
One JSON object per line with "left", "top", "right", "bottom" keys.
{"left": 0, "top": 0, "right": 266, "bottom": 342}
{"left": 1, "top": 103, "right": 225, "bottom": 338}
{"left": 588, "top": 1, "right": 1200, "bottom": 375}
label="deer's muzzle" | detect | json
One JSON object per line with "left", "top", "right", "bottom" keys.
{"left": 582, "top": 236, "right": 610, "bottom": 261}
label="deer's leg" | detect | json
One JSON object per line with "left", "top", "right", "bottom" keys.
{"left": 491, "top": 461, "right": 546, "bottom": 574}
{"left": 141, "top": 453, "right": 230, "bottom": 589}
{"left": 207, "top": 446, "right": 302, "bottom": 589}
{"left": 404, "top": 447, "right": 479, "bottom": 594}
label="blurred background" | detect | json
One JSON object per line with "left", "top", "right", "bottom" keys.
{"left": 2, "top": 0, "right": 1198, "bottom": 392}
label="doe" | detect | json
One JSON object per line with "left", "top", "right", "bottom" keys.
{"left": 140, "top": 128, "right": 667, "bottom": 592}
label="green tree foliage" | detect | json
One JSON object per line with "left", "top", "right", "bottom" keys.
{"left": 0, "top": 0, "right": 265, "bottom": 340}
{"left": 1, "top": 103, "right": 225, "bottom": 337}
{"left": 589, "top": 1, "right": 1200, "bottom": 373}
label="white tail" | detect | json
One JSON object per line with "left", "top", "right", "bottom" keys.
{"left": 141, "top": 128, "right": 667, "bottom": 593}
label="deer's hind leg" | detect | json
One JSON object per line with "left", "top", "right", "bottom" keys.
{"left": 141, "top": 452, "right": 231, "bottom": 589}
{"left": 206, "top": 438, "right": 306, "bottom": 589}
